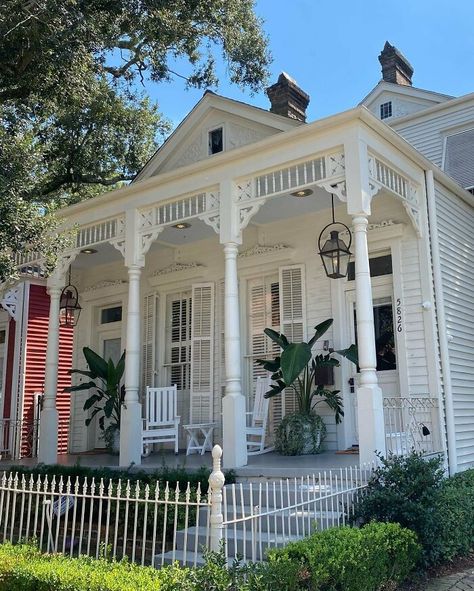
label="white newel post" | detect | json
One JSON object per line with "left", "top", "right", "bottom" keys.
{"left": 119, "top": 264, "right": 143, "bottom": 466}
{"left": 38, "top": 279, "right": 63, "bottom": 464}
{"left": 208, "top": 445, "right": 225, "bottom": 552}
{"left": 222, "top": 242, "right": 247, "bottom": 468}
{"left": 353, "top": 216, "right": 386, "bottom": 463}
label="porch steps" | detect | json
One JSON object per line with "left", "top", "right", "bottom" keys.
{"left": 155, "top": 482, "right": 347, "bottom": 566}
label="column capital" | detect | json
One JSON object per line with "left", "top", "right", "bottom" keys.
{"left": 352, "top": 215, "right": 369, "bottom": 231}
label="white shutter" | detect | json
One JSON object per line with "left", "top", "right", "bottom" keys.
{"left": 279, "top": 264, "right": 306, "bottom": 416}
{"left": 190, "top": 283, "right": 214, "bottom": 424}
{"left": 142, "top": 293, "right": 158, "bottom": 393}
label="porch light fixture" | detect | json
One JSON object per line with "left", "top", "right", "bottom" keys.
{"left": 59, "top": 268, "right": 82, "bottom": 327}
{"left": 80, "top": 248, "right": 97, "bottom": 254}
{"left": 318, "top": 194, "right": 352, "bottom": 279}
{"left": 291, "top": 188, "right": 313, "bottom": 198}
{"left": 173, "top": 222, "right": 191, "bottom": 229}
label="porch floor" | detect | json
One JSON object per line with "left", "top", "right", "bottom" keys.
{"left": 0, "top": 449, "right": 360, "bottom": 479}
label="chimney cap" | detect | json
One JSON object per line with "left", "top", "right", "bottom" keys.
{"left": 266, "top": 72, "right": 310, "bottom": 122}
{"left": 378, "top": 41, "right": 414, "bottom": 86}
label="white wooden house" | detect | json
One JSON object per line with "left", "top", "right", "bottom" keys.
{"left": 1, "top": 42, "right": 473, "bottom": 473}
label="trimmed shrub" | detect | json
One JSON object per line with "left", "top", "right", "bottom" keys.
{"left": 350, "top": 452, "right": 444, "bottom": 566}
{"left": 269, "top": 522, "right": 421, "bottom": 591}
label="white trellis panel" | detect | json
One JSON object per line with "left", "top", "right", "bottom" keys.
{"left": 190, "top": 283, "right": 215, "bottom": 424}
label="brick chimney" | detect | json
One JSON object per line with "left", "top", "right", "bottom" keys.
{"left": 266, "top": 72, "right": 310, "bottom": 122}
{"left": 378, "top": 42, "right": 414, "bottom": 86}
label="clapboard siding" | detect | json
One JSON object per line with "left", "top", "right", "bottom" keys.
{"left": 401, "top": 239, "right": 430, "bottom": 395}
{"left": 394, "top": 103, "right": 474, "bottom": 168}
{"left": 435, "top": 184, "right": 474, "bottom": 470}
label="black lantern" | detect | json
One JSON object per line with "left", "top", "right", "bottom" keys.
{"left": 59, "top": 269, "right": 81, "bottom": 327}
{"left": 318, "top": 194, "right": 352, "bottom": 279}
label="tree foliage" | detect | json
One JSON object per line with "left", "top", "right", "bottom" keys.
{"left": 0, "top": 0, "right": 270, "bottom": 282}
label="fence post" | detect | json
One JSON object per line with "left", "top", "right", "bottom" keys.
{"left": 208, "top": 445, "right": 225, "bottom": 552}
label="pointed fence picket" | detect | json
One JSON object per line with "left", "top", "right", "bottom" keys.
{"left": 0, "top": 446, "right": 373, "bottom": 568}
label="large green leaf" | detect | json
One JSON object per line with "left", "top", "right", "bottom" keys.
{"left": 263, "top": 329, "right": 289, "bottom": 350}
{"left": 263, "top": 380, "right": 287, "bottom": 399}
{"left": 280, "top": 342, "right": 311, "bottom": 386}
{"left": 85, "top": 407, "right": 100, "bottom": 427}
{"left": 255, "top": 357, "right": 281, "bottom": 372}
{"left": 83, "top": 394, "right": 101, "bottom": 411}
{"left": 116, "top": 351, "right": 126, "bottom": 382}
{"left": 64, "top": 381, "right": 97, "bottom": 393}
{"left": 335, "top": 344, "right": 358, "bottom": 365}
{"left": 104, "top": 396, "right": 116, "bottom": 419}
{"left": 308, "top": 319, "right": 334, "bottom": 348}
{"left": 83, "top": 347, "right": 109, "bottom": 380}
{"left": 69, "top": 369, "right": 96, "bottom": 379}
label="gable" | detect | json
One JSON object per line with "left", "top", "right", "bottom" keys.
{"left": 157, "top": 109, "right": 286, "bottom": 175}
{"left": 135, "top": 93, "right": 300, "bottom": 181}
{"left": 361, "top": 82, "right": 453, "bottom": 123}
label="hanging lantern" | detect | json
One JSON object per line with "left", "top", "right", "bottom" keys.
{"left": 59, "top": 269, "right": 81, "bottom": 327}
{"left": 318, "top": 194, "right": 352, "bottom": 279}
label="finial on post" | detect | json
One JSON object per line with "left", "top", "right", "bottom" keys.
{"left": 209, "top": 444, "right": 225, "bottom": 552}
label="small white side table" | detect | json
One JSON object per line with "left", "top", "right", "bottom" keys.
{"left": 183, "top": 423, "right": 216, "bottom": 455}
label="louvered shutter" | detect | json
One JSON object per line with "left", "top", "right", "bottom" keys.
{"left": 190, "top": 283, "right": 214, "bottom": 424}
{"left": 279, "top": 265, "right": 306, "bottom": 415}
{"left": 142, "top": 293, "right": 158, "bottom": 394}
{"left": 444, "top": 129, "right": 474, "bottom": 190}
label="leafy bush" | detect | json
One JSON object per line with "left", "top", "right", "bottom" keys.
{"left": 269, "top": 522, "right": 421, "bottom": 591}
{"left": 351, "top": 452, "right": 444, "bottom": 565}
{"left": 350, "top": 453, "right": 474, "bottom": 567}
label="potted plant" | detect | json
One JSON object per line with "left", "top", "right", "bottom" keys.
{"left": 256, "top": 319, "right": 357, "bottom": 455}
{"left": 65, "top": 347, "right": 126, "bottom": 453}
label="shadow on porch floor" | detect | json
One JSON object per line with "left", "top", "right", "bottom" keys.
{"left": 1, "top": 449, "right": 360, "bottom": 479}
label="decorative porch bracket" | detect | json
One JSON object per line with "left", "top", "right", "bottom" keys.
{"left": 368, "top": 154, "right": 422, "bottom": 237}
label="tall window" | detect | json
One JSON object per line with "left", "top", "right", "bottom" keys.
{"left": 380, "top": 101, "right": 392, "bottom": 120}
{"left": 166, "top": 292, "right": 192, "bottom": 390}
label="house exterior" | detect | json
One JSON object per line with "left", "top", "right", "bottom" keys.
{"left": 1, "top": 42, "right": 473, "bottom": 473}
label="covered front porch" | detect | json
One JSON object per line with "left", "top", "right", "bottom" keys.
{"left": 8, "top": 108, "right": 446, "bottom": 470}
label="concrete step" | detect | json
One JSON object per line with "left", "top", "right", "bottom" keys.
{"left": 223, "top": 482, "right": 345, "bottom": 507}
{"left": 154, "top": 549, "right": 206, "bottom": 567}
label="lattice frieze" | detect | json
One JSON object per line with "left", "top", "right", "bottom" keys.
{"left": 75, "top": 216, "right": 124, "bottom": 249}
{"left": 236, "top": 179, "right": 254, "bottom": 201}
{"left": 255, "top": 156, "right": 326, "bottom": 199}
{"left": 0, "top": 285, "right": 22, "bottom": 320}
{"left": 325, "top": 151, "right": 345, "bottom": 177}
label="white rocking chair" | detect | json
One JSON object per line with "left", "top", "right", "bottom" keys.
{"left": 142, "top": 386, "right": 180, "bottom": 456}
{"left": 246, "top": 377, "right": 273, "bottom": 455}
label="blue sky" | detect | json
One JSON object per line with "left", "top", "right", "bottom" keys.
{"left": 143, "top": 0, "right": 474, "bottom": 129}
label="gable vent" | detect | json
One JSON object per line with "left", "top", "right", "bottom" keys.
{"left": 444, "top": 129, "right": 474, "bottom": 190}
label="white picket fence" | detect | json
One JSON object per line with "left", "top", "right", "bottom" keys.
{"left": 0, "top": 446, "right": 371, "bottom": 567}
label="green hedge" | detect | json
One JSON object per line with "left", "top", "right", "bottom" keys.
{"left": 268, "top": 522, "right": 421, "bottom": 591}
{"left": 3, "top": 463, "right": 236, "bottom": 492}
{"left": 351, "top": 453, "right": 474, "bottom": 567}
{"left": 0, "top": 522, "right": 420, "bottom": 591}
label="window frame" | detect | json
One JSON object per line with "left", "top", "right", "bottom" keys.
{"left": 380, "top": 101, "right": 393, "bottom": 120}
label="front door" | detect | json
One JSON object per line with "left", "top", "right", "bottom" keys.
{"left": 94, "top": 331, "right": 122, "bottom": 448}
{"left": 345, "top": 283, "right": 399, "bottom": 445}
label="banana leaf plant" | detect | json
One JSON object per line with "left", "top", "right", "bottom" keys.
{"left": 256, "top": 319, "right": 357, "bottom": 423}
{"left": 64, "top": 347, "right": 126, "bottom": 432}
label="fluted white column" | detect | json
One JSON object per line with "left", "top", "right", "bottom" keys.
{"left": 119, "top": 264, "right": 143, "bottom": 466}
{"left": 38, "top": 282, "right": 62, "bottom": 464}
{"left": 353, "top": 216, "right": 386, "bottom": 464}
{"left": 222, "top": 242, "right": 247, "bottom": 468}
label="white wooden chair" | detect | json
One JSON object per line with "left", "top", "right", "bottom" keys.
{"left": 246, "top": 377, "right": 273, "bottom": 455}
{"left": 142, "top": 386, "right": 180, "bottom": 456}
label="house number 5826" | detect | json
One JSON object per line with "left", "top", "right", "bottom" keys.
{"left": 396, "top": 298, "right": 403, "bottom": 332}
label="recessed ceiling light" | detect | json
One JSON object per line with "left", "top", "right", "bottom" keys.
{"left": 173, "top": 222, "right": 191, "bottom": 229}
{"left": 291, "top": 189, "right": 314, "bottom": 198}
{"left": 80, "top": 248, "right": 97, "bottom": 254}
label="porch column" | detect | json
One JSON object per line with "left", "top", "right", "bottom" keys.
{"left": 222, "top": 242, "right": 247, "bottom": 469}
{"left": 353, "top": 216, "right": 386, "bottom": 463}
{"left": 38, "top": 278, "right": 63, "bottom": 464}
{"left": 119, "top": 264, "right": 143, "bottom": 467}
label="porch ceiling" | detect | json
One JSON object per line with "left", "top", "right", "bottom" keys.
{"left": 252, "top": 184, "right": 337, "bottom": 225}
